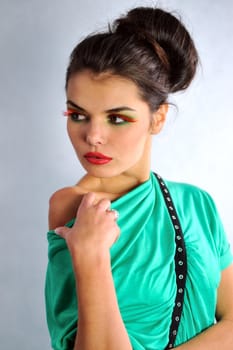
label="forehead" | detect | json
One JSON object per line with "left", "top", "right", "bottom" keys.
{"left": 66, "top": 70, "right": 146, "bottom": 111}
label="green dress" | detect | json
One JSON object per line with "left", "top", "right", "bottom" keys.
{"left": 45, "top": 172, "right": 233, "bottom": 350}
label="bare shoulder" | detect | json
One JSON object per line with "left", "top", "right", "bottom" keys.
{"left": 48, "top": 174, "right": 123, "bottom": 230}
{"left": 48, "top": 186, "right": 86, "bottom": 230}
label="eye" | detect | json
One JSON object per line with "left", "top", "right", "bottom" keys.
{"left": 70, "top": 112, "right": 87, "bottom": 122}
{"left": 108, "top": 114, "right": 128, "bottom": 125}
{"left": 63, "top": 110, "right": 88, "bottom": 122}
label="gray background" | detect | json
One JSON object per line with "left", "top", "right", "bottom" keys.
{"left": 0, "top": 0, "right": 232, "bottom": 349}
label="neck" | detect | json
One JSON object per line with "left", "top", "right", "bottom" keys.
{"left": 78, "top": 169, "right": 151, "bottom": 197}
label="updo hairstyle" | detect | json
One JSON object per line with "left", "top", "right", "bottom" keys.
{"left": 65, "top": 7, "right": 199, "bottom": 112}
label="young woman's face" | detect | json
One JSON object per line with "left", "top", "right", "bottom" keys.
{"left": 65, "top": 70, "right": 164, "bottom": 179}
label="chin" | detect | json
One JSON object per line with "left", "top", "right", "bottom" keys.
{"left": 82, "top": 165, "right": 119, "bottom": 178}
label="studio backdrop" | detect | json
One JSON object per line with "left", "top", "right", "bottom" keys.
{"left": 0, "top": 0, "right": 232, "bottom": 349}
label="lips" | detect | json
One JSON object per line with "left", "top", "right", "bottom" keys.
{"left": 84, "top": 152, "right": 112, "bottom": 165}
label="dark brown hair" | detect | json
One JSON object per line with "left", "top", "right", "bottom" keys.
{"left": 65, "top": 7, "right": 199, "bottom": 112}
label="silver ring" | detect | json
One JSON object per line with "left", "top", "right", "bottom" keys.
{"left": 106, "top": 209, "right": 119, "bottom": 220}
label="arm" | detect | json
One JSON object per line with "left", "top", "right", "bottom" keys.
{"left": 55, "top": 192, "right": 132, "bottom": 350}
{"left": 175, "top": 264, "right": 233, "bottom": 349}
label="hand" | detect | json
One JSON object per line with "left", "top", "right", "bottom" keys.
{"left": 54, "top": 192, "right": 120, "bottom": 257}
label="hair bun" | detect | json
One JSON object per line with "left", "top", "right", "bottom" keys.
{"left": 112, "top": 7, "right": 199, "bottom": 93}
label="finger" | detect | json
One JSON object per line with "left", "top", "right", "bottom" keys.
{"left": 106, "top": 209, "right": 119, "bottom": 221}
{"left": 54, "top": 226, "right": 70, "bottom": 239}
{"left": 114, "top": 227, "right": 121, "bottom": 243}
{"left": 79, "top": 192, "right": 96, "bottom": 210}
{"left": 95, "top": 198, "right": 111, "bottom": 212}
{"left": 76, "top": 192, "right": 96, "bottom": 218}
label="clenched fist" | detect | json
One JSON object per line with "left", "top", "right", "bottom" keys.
{"left": 54, "top": 192, "right": 120, "bottom": 263}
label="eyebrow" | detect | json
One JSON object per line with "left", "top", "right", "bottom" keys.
{"left": 66, "top": 100, "right": 136, "bottom": 114}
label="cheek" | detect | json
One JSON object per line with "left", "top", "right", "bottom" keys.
{"left": 66, "top": 126, "right": 81, "bottom": 155}
{"left": 67, "top": 128, "right": 75, "bottom": 147}
{"left": 115, "top": 128, "right": 149, "bottom": 152}
{"left": 66, "top": 121, "right": 72, "bottom": 138}
{"left": 67, "top": 123, "right": 81, "bottom": 144}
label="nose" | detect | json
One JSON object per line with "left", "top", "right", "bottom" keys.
{"left": 85, "top": 122, "right": 106, "bottom": 146}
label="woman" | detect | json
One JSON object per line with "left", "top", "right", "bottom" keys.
{"left": 45, "top": 6, "right": 233, "bottom": 350}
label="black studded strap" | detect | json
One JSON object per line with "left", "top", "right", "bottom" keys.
{"left": 154, "top": 173, "right": 187, "bottom": 349}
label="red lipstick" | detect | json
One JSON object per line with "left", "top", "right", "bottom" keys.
{"left": 84, "top": 152, "right": 112, "bottom": 165}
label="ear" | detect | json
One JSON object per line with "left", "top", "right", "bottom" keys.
{"left": 150, "top": 103, "right": 168, "bottom": 135}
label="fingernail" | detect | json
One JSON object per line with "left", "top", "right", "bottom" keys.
{"left": 54, "top": 228, "right": 62, "bottom": 235}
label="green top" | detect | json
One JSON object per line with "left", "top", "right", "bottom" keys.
{"left": 45, "top": 172, "right": 233, "bottom": 350}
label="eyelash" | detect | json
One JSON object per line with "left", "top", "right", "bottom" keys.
{"left": 63, "top": 110, "right": 136, "bottom": 125}
{"left": 63, "top": 110, "right": 87, "bottom": 122}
